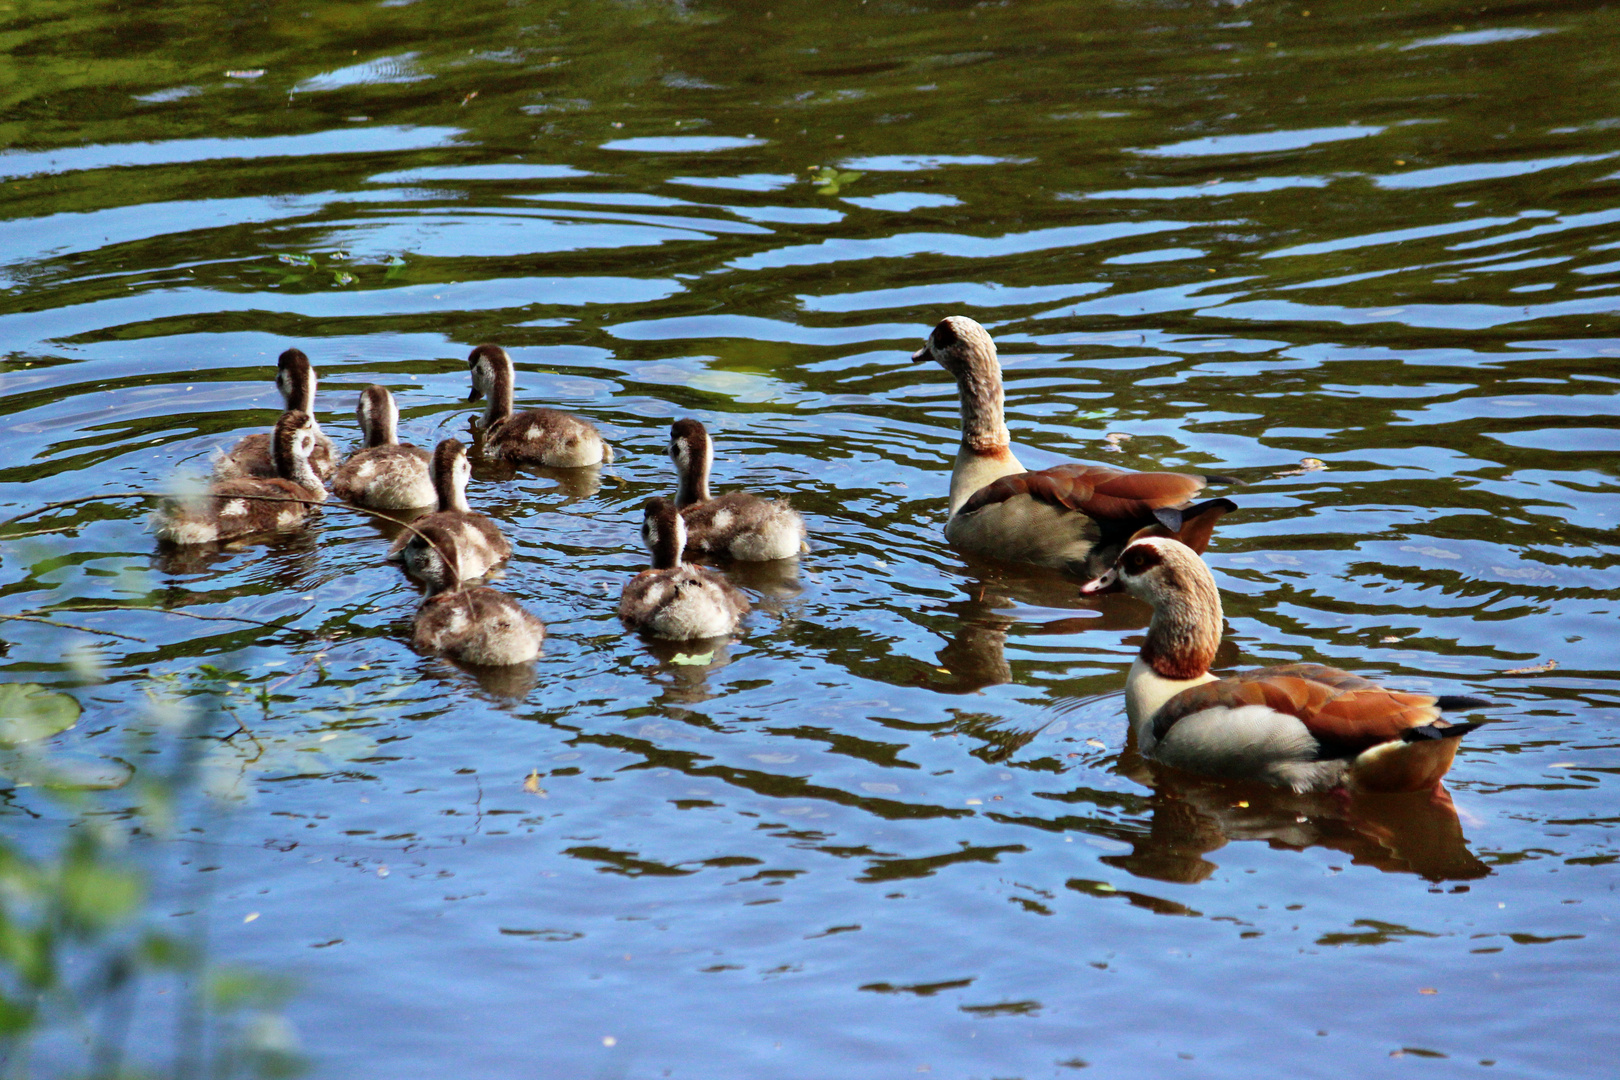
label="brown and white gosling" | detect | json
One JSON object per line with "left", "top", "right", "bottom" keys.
{"left": 385, "top": 438, "right": 511, "bottom": 582}
{"left": 1080, "top": 536, "right": 1489, "bottom": 794}
{"left": 667, "top": 418, "right": 806, "bottom": 561}
{"left": 620, "top": 497, "right": 750, "bottom": 640}
{"left": 331, "top": 385, "right": 434, "bottom": 509}
{"left": 916, "top": 316, "right": 1235, "bottom": 578}
{"left": 155, "top": 410, "right": 327, "bottom": 544}
{"left": 406, "top": 520, "right": 545, "bottom": 666}
{"left": 467, "top": 344, "right": 612, "bottom": 467}
{"left": 214, "top": 348, "right": 337, "bottom": 480}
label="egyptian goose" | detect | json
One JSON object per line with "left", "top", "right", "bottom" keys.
{"left": 915, "top": 316, "right": 1235, "bottom": 577}
{"left": 467, "top": 344, "right": 612, "bottom": 467}
{"left": 667, "top": 418, "right": 806, "bottom": 561}
{"left": 1080, "top": 537, "right": 1487, "bottom": 793}
{"left": 620, "top": 497, "right": 750, "bottom": 640}
{"left": 214, "top": 348, "right": 337, "bottom": 480}
{"left": 385, "top": 438, "right": 511, "bottom": 582}
{"left": 406, "top": 520, "right": 545, "bottom": 666}
{"left": 155, "top": 410, "right": 327, "bottom": 544}
{"left": 331, "top": 385, "right": 434, "bottom": 509}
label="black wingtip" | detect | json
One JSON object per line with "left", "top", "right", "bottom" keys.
{"left": 1436, "top": 695, "right": 1491, "bottom": 711}
{"left": 1402, "top": 720, "right": 1485, "bottom": 743}
{"left": 1152, "top": 506, "right": 1183, "bottom": 533}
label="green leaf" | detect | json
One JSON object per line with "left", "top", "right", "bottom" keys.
{"left": 0, "top": 684, "right": 80, "bottom": 746}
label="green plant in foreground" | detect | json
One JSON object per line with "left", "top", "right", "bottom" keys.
{"left": 0, "top": 670, "right": 306, "bottom": 1080}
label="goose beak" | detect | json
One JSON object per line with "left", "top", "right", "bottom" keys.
{"left": 466, "top": 387, "right": 482, "bottom": 403}
{"left": 911, "top": 346, "right": 930, "bottom": 363}
{"left": 1079, "top": 568, "right": 1122, "bottom": 596}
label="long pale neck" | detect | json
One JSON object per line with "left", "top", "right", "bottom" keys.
{"left": 1142, "top": 580, "right": 1222, "bottom": 677}
{"left": 675, "top": 441, "right": 712, "bottom": 507}
{"left": 484, "top": 362, "right": 513, "bottom": 428}
{"left": 948, "top": 444, "right": 1024, "bottom": 516}
{"left": 956, "top": 357, "right": 1010, "bottom": 456}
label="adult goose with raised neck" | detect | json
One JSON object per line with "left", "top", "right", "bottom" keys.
{"left": 156, "top": 410, "right": 328, "bottom": 544}
{"left": 385, "top": 438, "right": 511, "bottom": 582}
{"left": 331, "top": 385, "right": 435, "bottom": 509}
{"left": 214, "top": 348, "right": 337, "bottom": 481}
{"left": 467, "top": 344, "right": 612, "bottom": 467}
{"left": 620, "top": 497, "right": 750, "bottom": 640}
{"left": 406, "top": 519, "right": 545, "bottom": 666}
{"left": 1081, "top": 537, "right": 1489, "bottom": 794}
{"left": 667, "top": 418, "right": 806, "bottom": 561}
{"left": 916, "top": 316, "right": 1235, "bottom": 578}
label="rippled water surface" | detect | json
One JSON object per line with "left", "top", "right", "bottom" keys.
{"left": 3, "top": 0, "right": 1619, "bottom": 1076}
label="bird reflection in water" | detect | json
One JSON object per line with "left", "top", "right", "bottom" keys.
{"left": 1105, "top": 764, "right": 1489, "bottom": 884}
{"left": 635, "top": 636, "right": 736, "bottom": 708}
{"left": 417, "top": 655, "right": 540, "bottom": 700}
{"left": 468, "top": 437, "right": 607, "bottom": 503}
{"left": 927, "top": 559, "right": 1177, "bottom": 695}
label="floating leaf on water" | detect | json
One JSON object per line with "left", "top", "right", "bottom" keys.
{"left": 276, "top": 253, "right": 316, "bottom": 267}
{"left": 331, "top": 271, "right": 356, "bottom": 286}
{"left": 809, "top": 165, "right": 862, "bottom": 194}
{"left": 523, "top": 768, "right": 547, "bottom": 796}
{"left": 0, "top": 683, "right": 80, "bottom": 745}
{"left": 668, "top": 650, "right": 714, "bottom": 666}
{"left": 1503, "top": 658, "right": 1557, "bottom": 675}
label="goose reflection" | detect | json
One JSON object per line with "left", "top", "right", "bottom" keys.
{"left": 925, "top": 567, "right": 1159, "bottom": 695}
{"left": 1105, "top": 766, "right": 1488, "bottom": 884}
{"left": 635, "top": 636, "right": 736, "bottom": 707}
{"left": 417, "top": 654, "right": 538, "bottom": 700}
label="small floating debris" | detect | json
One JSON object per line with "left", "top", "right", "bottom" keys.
{"left": 1503, "top": 658, "right": 1558, "bottom": 674}
{"left": 1273, "top": 457, "right": 1327, "bottom": 477}
{"left": 1102, "top": 432, "right": 1132, "bottom": 452}
{"left": 224, "top": 69, "right": 266, "bottom": 79}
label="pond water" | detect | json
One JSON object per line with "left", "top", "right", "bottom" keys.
{"left": 2, "top": 0, "right": 1618, "bottom": 1076}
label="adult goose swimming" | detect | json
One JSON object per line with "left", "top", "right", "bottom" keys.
{"left": 667, "top": 418, "right": 806, "bottom": 561}
{"left": 405, "top": 519, "right": 545, "bottom": 667}
{"left": 331, "top": 385, "right": 434, "bottom": 509}
{"left": 155, "top": 410, "right": 327, "bottom": 544}
{"left": 385, "top": 438, "right": 511, "bottom": 583}
{"left": 620, "top": 497, "right": 750, "bottom": 640}
{"left": 1080, "top": 536, "right": 1489, "bottom": 794}
{"left": 214, "top": 348, "right": 336, "bottom": 480}
{"left": 915, "top": 316, "right": 1235, "bottom": 578}
{"left": 467, "top": 344, "right": 612, "bottom": 467}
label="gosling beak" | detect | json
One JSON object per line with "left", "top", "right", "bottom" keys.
{"left": 1079, "top": 568, "right": 1122, "bottom": 596}
{"left": 911, "top": 345, "right": 930, "bottom": 363}
{"left": 466, "top": 387, "right": 482, "bottom": 403}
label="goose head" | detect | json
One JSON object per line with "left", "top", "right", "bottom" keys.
{"left": 356, "top": 385, "right": 399, "bottom": 448}
{"left": 430, "top": 438, "right": 472, "bottom": 513}
{"left": 641, "top": 496, "right": 688, "bottom": 570}
{"left": 669, "top": 418, "right": 714, "bottom": 507}
{"left": 1082, "top": 536, "right": 1223, "bottom": 681}
{"left": 276, "top": 348, "right": 315, "bottom": 412}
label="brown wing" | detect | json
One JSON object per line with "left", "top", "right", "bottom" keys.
{"left": 958, "top": 463, "right": 1206, "bottom": 526}
{"left": 1155, "top": 665, "right": 1440, "bottom": 755}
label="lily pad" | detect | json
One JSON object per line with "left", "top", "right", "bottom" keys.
{"left": 0, "top": 683, "right": 80, "bottom": 745}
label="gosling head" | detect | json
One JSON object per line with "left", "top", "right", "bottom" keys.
{"left": 356, "top": 385, "right": 398, "bottom": 448}
{"left": 466, "top": 343, "right": 510, "bottom": 404}
{"left": 641, "top": 496, "right": 687, "bottom": 570}
{"left": 276, "top": 348, "right": 314, "bottom": 409}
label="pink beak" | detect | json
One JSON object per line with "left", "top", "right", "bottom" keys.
{"left": 1079, "top": 567, "right": 1122, "bottom": 596}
